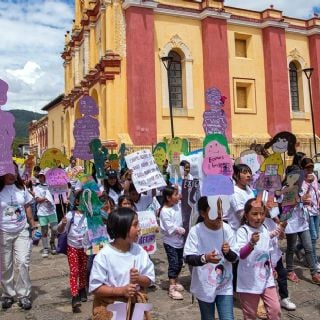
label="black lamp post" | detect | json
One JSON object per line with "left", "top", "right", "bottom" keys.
{"left": 161, "top": 56, "right": 175, "bottom": 138}
{"left": 303, "top": 67, "right": 317, "bottom": 160}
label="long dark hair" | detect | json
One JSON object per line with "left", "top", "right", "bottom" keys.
{"left": 0, "top": 162, "right": 25, "bottom": 192}
{"left": 103, "top": 177, "right": 123, "bottom": 195}
{"left": 264, "top": 132, "right": 296, "bottom": 156}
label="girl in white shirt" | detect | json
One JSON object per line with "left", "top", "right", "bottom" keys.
{"left": 184, "top": 196, "right": 237, "bottom": 320}
{"left": 159, "top": 186, "right": 185, "bottom": 300}
{"left": 236, "top": 198, "right": 281, "bottom": 320}
{"left": 57, "top": 191, "right": 88, "bottom": 311}
{"left": 227, "top": 164, "right": 255, "bottom": 231}
{"left": 89, "top": 207, "right": 155, "bottom": 320}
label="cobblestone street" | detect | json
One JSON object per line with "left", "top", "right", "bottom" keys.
{"left": 0, "top": 238, "right": 320, "bottom": 320}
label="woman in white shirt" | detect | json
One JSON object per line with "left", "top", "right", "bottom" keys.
{"left": 0, "top": 164, "right": 37, "bottom": 310}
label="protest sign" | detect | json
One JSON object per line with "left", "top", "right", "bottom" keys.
{"left": 45, "top": 168, "right": 69, "bottom": 203}
{"left": 180, "top": 150, "right": 203, "bottom": 180}
{"left": 40, "top": 148, "right": 69, "bottom": 169}
{"left": 73, "top": 96, "right": 100, "bottom": 160}
{"left": 125, "top": 149, "right": 166, "bottom": 193}
{"left": 181, "top": 179, "right": 201, "bottom": 236}
{"left": 137, "top": 210, "right": 158, "bottom": 254}
{"left": 0, "top": 79, "right": 15, "bottom": 175}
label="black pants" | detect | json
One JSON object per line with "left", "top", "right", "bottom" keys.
{"left": 163, "top": 243, "right": 184, "bottom": 279}
{"left": 275, "top": 257, "right": 288, "bottom": 300}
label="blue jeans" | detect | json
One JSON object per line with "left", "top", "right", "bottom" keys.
{"left": 309, "top": 215, "right": 320, "bottom": 264}
{"left": 286, "top": 230, "right": 316, "bottom": 274}
{"left": 198, "top": 295, "right": 234, "bottom": 320}
{"left": 163, "top": 243, "right": 184, "bottom": 279}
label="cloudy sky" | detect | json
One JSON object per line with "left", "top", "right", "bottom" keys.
{"left": 0, "top": 0, "right": 319, "bottom": 113}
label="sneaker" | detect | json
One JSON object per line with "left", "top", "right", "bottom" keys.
{"left": 287, "top": 271, "right": 300, "bottom": 283}
{"left": 18, "top": 297, "right": 32, "bottom": 310}
{"left": 174, "top": 283, "right": 185, "bottom": 292}
{"left": 311, "top": 273, "right": 320, "bottom": 284}
{"left": 281, "top": 298, "right": 296, "bottom": 311}
{"left": 50, "top": 242, "right": 57, "bottom": 255}
{"left": 71, "top": 295, "right": 81, "bottom": 308}
{"left": 42, "top": 248, "right": 49, "bottom": 258}
{"left": 316, "top": 262, "right": 320, "bottom": 273}
{"left": 79, "top": 288, "right": 87, "bottom": 302}
{"left": 169, "top": 285, "right": 184, "bottom": 300}
{"left": 1, "top": 297, "right": 14, "bottom": 310}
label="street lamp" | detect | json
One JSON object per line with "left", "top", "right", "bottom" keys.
{"left": 303, "top": 67, "right": 317, "bottom": 160}
{"left": 161, "top": 56, "right": 175, "bottom": 138}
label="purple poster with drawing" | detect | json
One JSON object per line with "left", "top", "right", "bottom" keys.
{"left": 73, "top": 96, "right": 100, "bottom": 160}
{"left": 203, "top": 87, "right": 227, "bottom": 136}
{"left": 0, "top": 79, "right": 16, "bottom": 175}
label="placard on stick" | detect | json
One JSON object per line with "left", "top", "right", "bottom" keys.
{"left": 125, "top": 149, "right": 166, "bottom": 193}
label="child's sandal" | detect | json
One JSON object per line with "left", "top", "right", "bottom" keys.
{"left": 169, "top": 286, "right": 184, "bottom": 300}
{"left": 287, "top": 271, "right": 300, "bottom": 283}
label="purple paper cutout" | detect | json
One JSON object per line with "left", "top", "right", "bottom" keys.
{"left": 73, "top": 95, "right": 100, "bottom": 160}
{"left": 202, "top": 175, "right": 234, "bottom": 196}
{"left": 203, "top": 87, "right": 228, "bottom": 135}
{"left": 206, "top": 88, "right": 224, "bottom": 109}
{"left": 203, "top": 108, "right": 227, "bottom": 136}
{"left": 45, "top": 168, "right": 69, "bottom": 186}
{"left": 106, "top": 301, "right": 152, "bottom": 319}
{"left": 0, "top": 79, "right": 15, "bottom": 175}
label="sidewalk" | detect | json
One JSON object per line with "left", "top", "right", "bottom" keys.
{"left": 0, "top": 238, "right": 320, "bottom": 319}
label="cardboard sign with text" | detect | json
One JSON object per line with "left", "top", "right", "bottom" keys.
{"left": 125, "top": 149, "right": 166, "bottom": 193}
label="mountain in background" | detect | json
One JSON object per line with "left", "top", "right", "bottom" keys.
{"left": 8, "top": 109, "right": 44, "bottom": 138}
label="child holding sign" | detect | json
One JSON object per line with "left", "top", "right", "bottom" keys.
{"left": 236, "top": 198, "right": 281, "bottom": 320}
{"left": 159, "top": 186, "right": 185, "bottom": 300}
{"left": 184, "top": 196, "right": 237, "bottom": 320}
{"left": 89, "top": 208, "right": 155, "bottom": 320}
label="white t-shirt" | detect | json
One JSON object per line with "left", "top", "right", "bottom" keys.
{"left": 0, "top": 184, "right": 33, "bottom": 233}
{"left": 301, "top": 178, "right": 319, "bottom": 216}
{"left": 59, "top": 210, "right": 87, "bottom": 249}
{"left": 235, "top": 224, "right": 275, "bottom": 294}
{"left": 263, "top": 218, "right": 282, "bottom": 267}
{"left": 108, "top": 188, "right": 122, "bottom": 204}
{"left": 89, "top": 242, "right": 155, "bottom": 293}
{"left": 34, "top": 184, "right": 56, "bottom": 217}
{"left": 285, "top": 204, "right": 309, "bottom": 234}
{"left": 227, "top": 185, "right": 255, "bottom": 231}
{"left": 184, "top": 222, "right": 235, "bottom": 303}
{"left": 160, "top": 203, "right": 184, "bottom": 248}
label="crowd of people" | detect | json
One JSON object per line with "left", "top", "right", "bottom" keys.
{"left": 0, "top": 150, "right": 320, "bottom": 320}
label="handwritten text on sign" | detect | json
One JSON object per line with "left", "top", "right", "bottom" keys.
{"left": 137, "top": 210, "right": 158, "bottom": 254}
{"left": 125, "top": 149, "right": 166, "bottom": 193}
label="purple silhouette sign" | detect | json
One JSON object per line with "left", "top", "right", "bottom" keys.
{"left": 0, "top": 79, "right": 16, "bottom": 175}
{"left": 73, "top": 96, "right": 100, "bottom": 160}
{"left": 203, "top": 88, "right": 227, "bottom": 136}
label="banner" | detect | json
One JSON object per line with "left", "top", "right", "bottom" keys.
{"left": 137, "top": 210, "right": 158, "bottom": 254}
{"left": 125, "top": 149, "right": 166, "bottom": 193}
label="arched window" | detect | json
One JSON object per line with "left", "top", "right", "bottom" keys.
{"left": 168, "top": 51, "right": 183, "bottom": 108}
{"left": 289, "top": 61, "right": 299, "bottom": 111}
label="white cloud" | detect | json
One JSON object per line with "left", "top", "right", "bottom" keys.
{"left": 6, "top": 61, "right": 44, "bottom": 85}
{"left": 0, "top": 0, "right": 74, "bottom": 113}
{"left": 224, "top": 0, "right": 319, "bottom": 18}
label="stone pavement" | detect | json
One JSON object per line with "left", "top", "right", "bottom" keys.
{"left": 0, "top": 237, "right": 320, "bottom": 320}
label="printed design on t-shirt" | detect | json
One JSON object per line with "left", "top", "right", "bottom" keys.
{"left": 3, "top": 204, "right": 25, "bottom": 222}
{"left": 204, "top": 260, "right": 231, "bottom": 288}
{"left": 253, "top": 252, "right": 271, "bottom": 281}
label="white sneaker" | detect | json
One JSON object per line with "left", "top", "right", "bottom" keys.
{"left": 316, "top": 262, "right": 320, "bottom": 272}
{"left": 42, "top": 248, "right": 49, "bottom": 258}
{"left": 280, "top": 298, "right": 296, "bottom": 311}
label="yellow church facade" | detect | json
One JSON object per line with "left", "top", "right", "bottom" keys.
{"left": 55, "top": 0, "right": 320, "bottom": 157}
